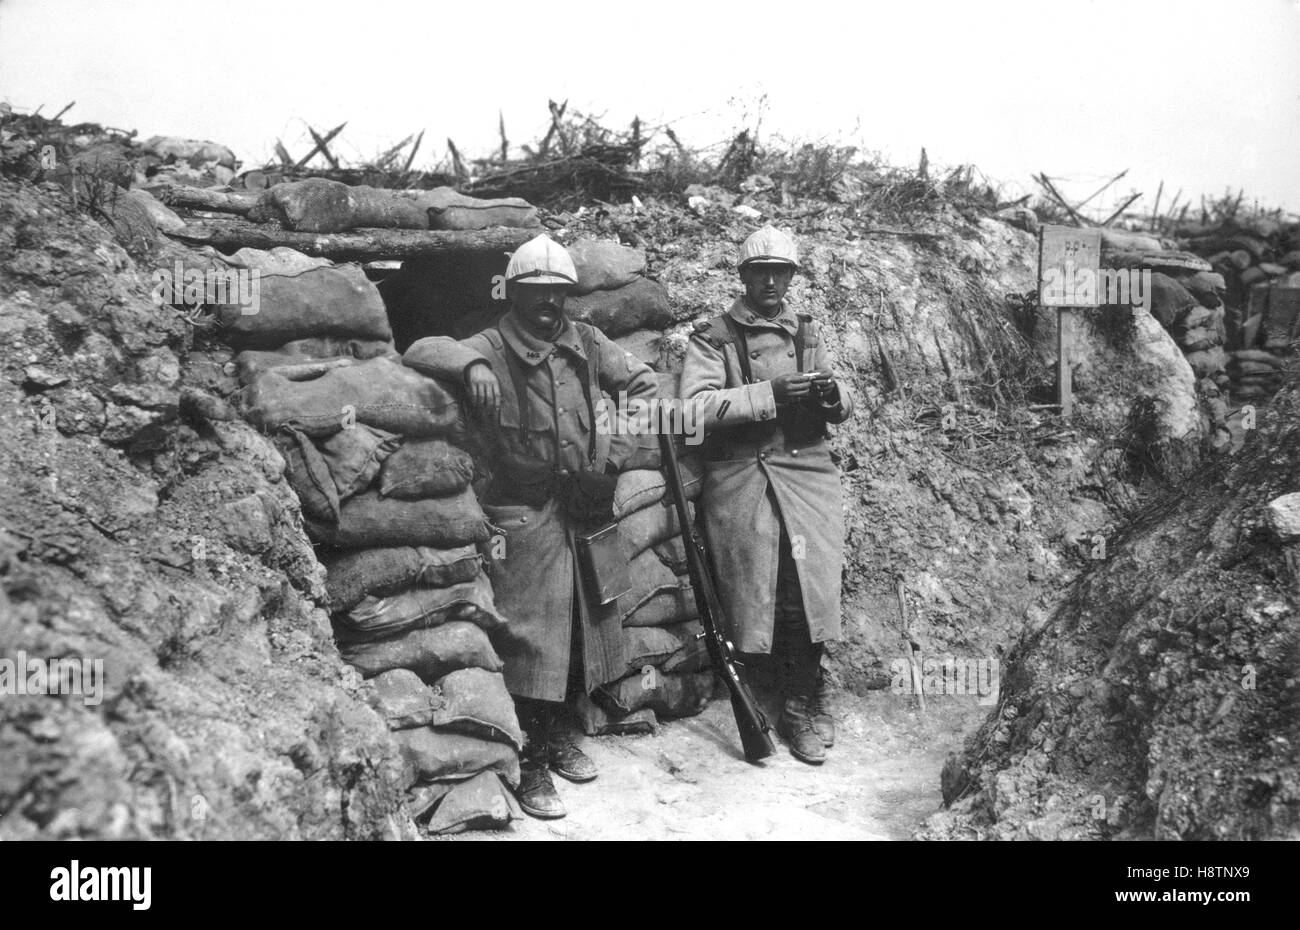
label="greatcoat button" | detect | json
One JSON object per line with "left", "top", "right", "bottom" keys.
{"left": 750, "top": 351, "right": 760, "bottom": 359}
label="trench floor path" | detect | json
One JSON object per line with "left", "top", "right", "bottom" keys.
{"left": 454, "top": 689, "right": 989, "bottom": 841}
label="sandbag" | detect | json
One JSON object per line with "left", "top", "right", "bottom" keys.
{"left": 370, "top": 669, "right": 445, "bottom": 729}
{"left": 612, "top": 458, "right": 704, "bottom": 519}
{"left": 1180, "top": 271, "right": 1226, "bottom": 309}
{"left": 574, "top": 692, "right": 657, "bottom": 737}
{"left": 595, "top": 669, "right": 714, "bottom": 719}
{"left": 1148, "top": 272, "right": 1199, "bottom": 328}
{"left": 379, "top": 439, "right": 476, "bottom": 499}
{"left": 236, "top": 351, "right": 356, "bottom": 386}
{"left": 565, "top": 277, "right": 673, "bottom": 337}
{"left": 620, "top": 547, "right": 695, "bottom": 627}
{"left": 325, "top": 545, "right": 483, "bottom": 612}
{"left": 426, "top": 770, "right": 522, "bottom": 835}
{"left": 622, "top": 620, "right": 710, "bottom": 674}
{"left": 410, "top": 187, "right": 539, "bottom": 231}
{"left": 305, "top": 487, "right": 490, "bottom": 548}
{"left": 1177, "top": 326, "right": 1219, "bottom": 353}
{"left": 651, "top": 536, "right": 688, "bottom": 575}
{"left": 275, "top": 428, "right": 338, "bottom": 522}
{"left": 431, "top": 668, "right": 524, "bottom": 750}
{"left": 623, "top": 585, "right": 695, "bottom": 628}
{"left": 242, "top": 356, "right": 461, "bottom": 438}
{"left": 145, "top": 135, "right": 238, "bottom": 168}
{"left": 396, "top": 727, "right": 520, "bottom": 786}
{"left": 617, "top": 499, "right": 693, "bottom": 557}
{"left": 334, "top": 571, "right": 506, "bottom": 643}
{"left": 567, "top": 238, "right": 647, "bottom": 295}
{"left": 339, "top": 621, "right": 504, "bottom": 680}
{"left": 1184, "top": 347, "right": 1228, "bottom": 378}
{"left": 315, "top": 423, "right": 401, "bottom": 499}
{"left": 215, "top": 261, "right": 393, "bottom": 349}
{"left": 248, "top": 178, "right": 362, "bottom": 232}
{"left": 224, "top": 246, "right": 331, "bottom": 275}
{"left": 279, "top": 336, "right": 397, "bottom": 359}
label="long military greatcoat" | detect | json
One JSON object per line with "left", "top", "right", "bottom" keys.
{"left": 679, "top": 297, "right": 853, "bottom": 654}
{"left": 404, "top": 310, "right": 658, "bottom": 701}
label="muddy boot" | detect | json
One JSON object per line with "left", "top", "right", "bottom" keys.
{"left": 809, "top": 669, "right": 835, "bottom": 748}
{"left": 549, "top": 733, "right": 598, "bottom": 783}
{"left": 515, "top": 704, "right": 565, "bottom": 819}
{"left": 777, "top": 696, "right": 826, "bottom": 765}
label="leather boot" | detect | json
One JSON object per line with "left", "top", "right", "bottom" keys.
{"left": 515, "top": 711, "right": 565, "bottom": 819}
{"left": 549, "top": 733, "right": 598, "bottom": 783}
{"left": 777, "top": 695, "right": 827, "bottom": 765}
{"left": 808, "top": 669, "right": 835, "bottom": 748}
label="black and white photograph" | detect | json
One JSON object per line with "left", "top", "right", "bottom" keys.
{"left": 0, "top": 0, "right": 1294, "bottom": 895}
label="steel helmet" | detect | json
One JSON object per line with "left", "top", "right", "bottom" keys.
{"left": 505, "top": 234, "right": 579, "bottom": 286}
{"left": 738, "top": 225, "right": 800, "bottom": 269}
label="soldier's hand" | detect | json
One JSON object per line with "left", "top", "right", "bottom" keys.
{"left": 771, "top": 372, "right": 813, "bottom": 405}
{"left": 810, "top": 372, "right": 839, "bottom": 403}
{"left": 465, "top": 361, "right": 501, "bottom": 418}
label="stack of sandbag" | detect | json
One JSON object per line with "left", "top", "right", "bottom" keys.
{"left": 1177, "top": 217, "right": 1300, "bottom": 394}
{"left": 1100, "top": 234, "right": 1230, "bottom": 385}
{"left": 246, "top": 177, "right": 540, "bottom": 233}
{"left": 1225, "top": 349, "right": 1291, "bottom": 400}
{"left": 562, "top": 237, "right": 673, "bottom": 337}
{"left": 353, "top": 634, "right": 523, "bottom": 834}
{"left": 578, "top": 454, "right": 715, "bottom": 736}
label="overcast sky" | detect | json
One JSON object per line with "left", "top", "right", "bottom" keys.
{"left": 2, "top": 0, "right": 1298, "bottom": 215}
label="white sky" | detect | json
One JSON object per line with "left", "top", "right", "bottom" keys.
{"left": 2, "top": 0, "right": 1298, "bottom": 214}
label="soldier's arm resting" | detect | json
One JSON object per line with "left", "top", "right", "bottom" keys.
{"left": 679, "top": 332, "right": 777, "bottom": 430}
{"left": 402, "top": 334, "right": 492, "bottom": 383}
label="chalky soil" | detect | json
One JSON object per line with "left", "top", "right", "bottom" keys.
{"left": 454, "top": 691, "right": 985, "bottom": 841}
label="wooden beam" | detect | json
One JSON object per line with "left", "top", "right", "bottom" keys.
{"left": 155, "top": 184, "right": 258, "bottom": 215}
{"left": 164, "top": 220, "right": 535, "bottom": 262}
{"left": 1035, "top": 173, "right": 1093, "bottom": 227}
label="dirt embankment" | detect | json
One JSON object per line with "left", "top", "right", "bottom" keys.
{"left": 0, "top": 178, "right": 411, "bottom": 839}
{"left": 922, "top": 379, "right": 1300, "bottom": 840}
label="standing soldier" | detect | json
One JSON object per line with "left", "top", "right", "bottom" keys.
{"left": 403, "top": 234, "right": 659, "bottom": 818}
{"left": 679, "top": 226, "right": 853, "bottom": 765}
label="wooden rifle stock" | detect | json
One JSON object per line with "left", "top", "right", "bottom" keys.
{"left": 657, "top": 432, "right": 775, "bottom": 763}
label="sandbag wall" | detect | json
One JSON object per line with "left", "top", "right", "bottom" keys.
{"left": 572, "top": 456, "right": 715, "bottom": 736}
{"left": 1176, "top": 218, "right": 1300, "bottom": 400}
{"left": 218, "top": 242, "right": 527, "bottom": 836}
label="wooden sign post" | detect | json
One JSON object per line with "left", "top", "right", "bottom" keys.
{"left": 1038, "top": 225, "right": 1102, "bottom": 418}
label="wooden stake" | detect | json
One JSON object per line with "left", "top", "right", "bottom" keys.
{"left": 447, "top": 138, "right": 467, "bottom": 181}
{"left": 295, "top": 121, "right": 346, "bottom": 169}
{"left": 403, "top": 130, "right": 424, "bottom": 173}
{"left": 1057, "top": 306, "right": 1074, "bottom": 417}
{"left": 274, "top": 139, "right": 294, "bottom": 167}
{"left": 498, "top": 111, "right": 508, "bottom": 163}
{"left": 307, "top": 125, "right": 340, "bottom": 169}
{"left": 1100, "top": 191, "right": 1142, "bottom": 227}
{"left": 53, "top": 101, "right": 76, "bottom": 122}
